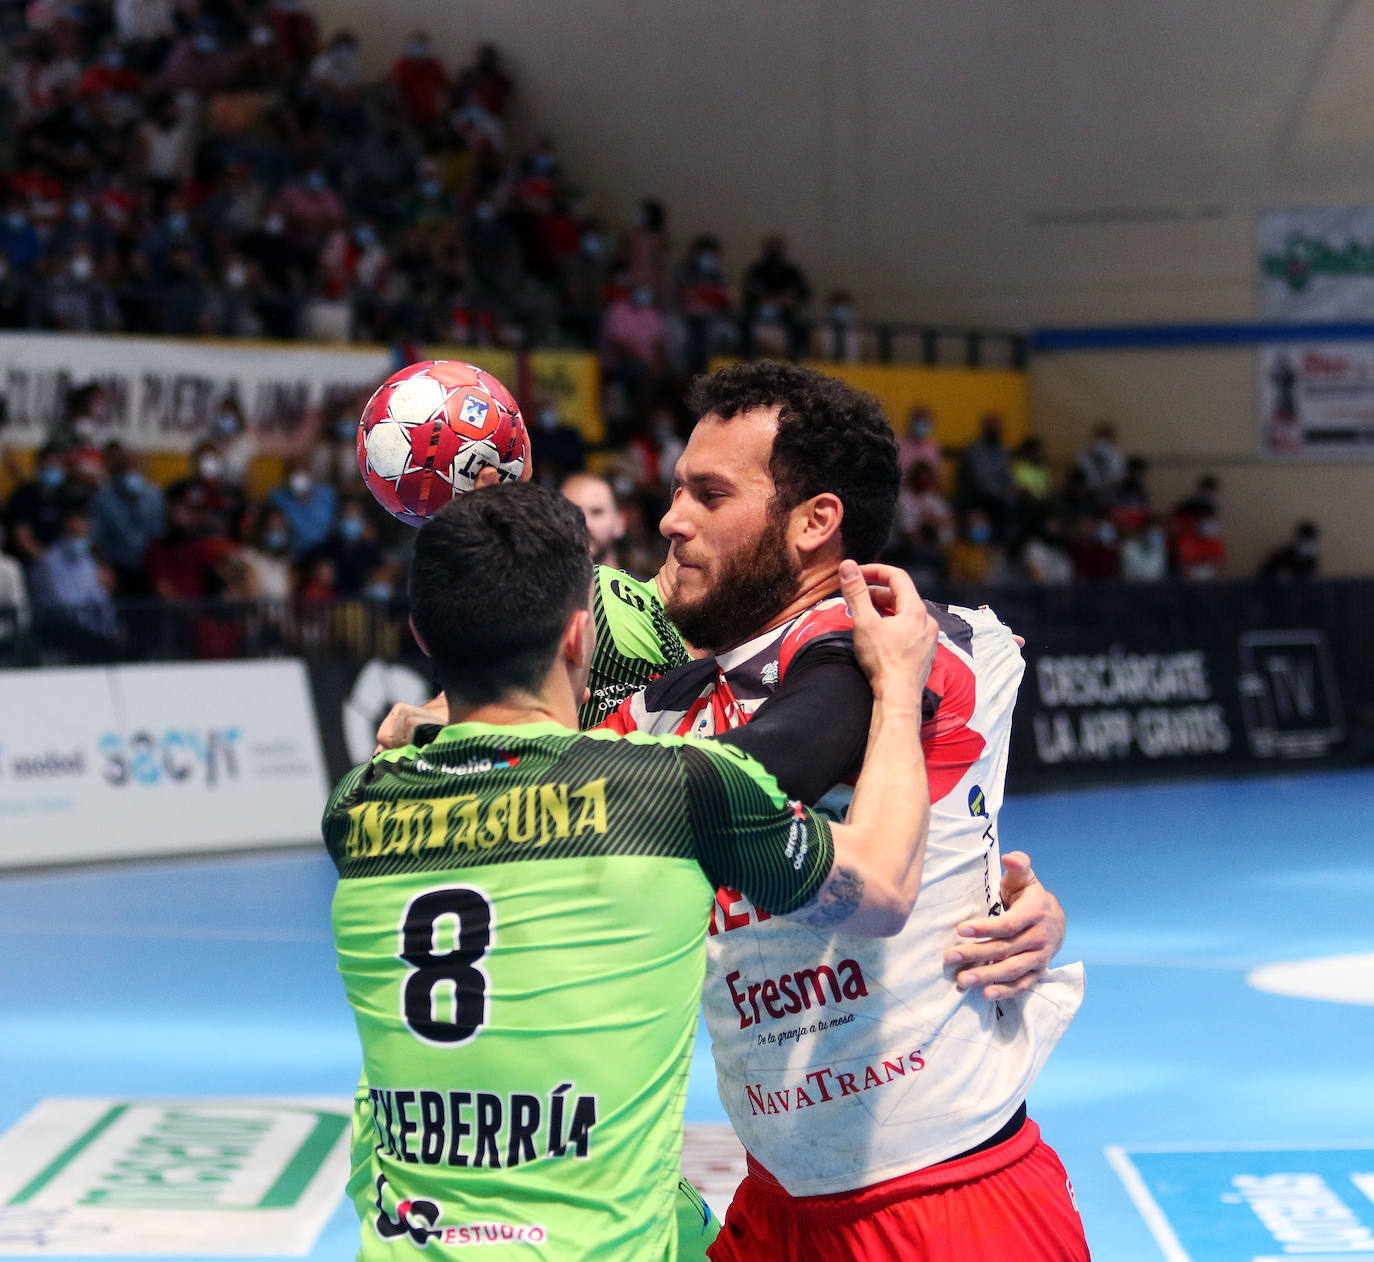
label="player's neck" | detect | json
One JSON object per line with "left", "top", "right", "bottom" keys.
{"left": 734, "top": 562, "right": 842, "bottom": 644}
{"left": 447, "top": 686, "right": 578, "bottom": 733}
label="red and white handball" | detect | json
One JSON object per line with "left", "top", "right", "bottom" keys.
{"left": 357, "top": 360, "right": 529, "bottom": 526}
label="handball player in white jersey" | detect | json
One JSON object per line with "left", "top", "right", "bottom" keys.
{"left": 599, "top": 362, "right": 1088, "bottom": 1262}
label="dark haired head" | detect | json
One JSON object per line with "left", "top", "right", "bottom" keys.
{"left": 409, "top": 483, "right": 592, "bottom": 706}
{"left": 685, "top": 361, "right": 899, "bottom": 562}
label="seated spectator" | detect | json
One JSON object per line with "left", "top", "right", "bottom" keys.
{"left": 741, "top": 234, "right": 810, "bottom": 361}
{"left": 268, "top": 0, "right": 319, "bottom": 73}
{"left": 1171, "top": 473, "right": 1221, "bottom": 530}
{"left": 316, "top": 497, "right": 383, "bottom": 595}
{"left": 239, "top": 505, "right": 295, "bottom": 599}
{"left": 1259, "top": 519, "right": 1320, "bottom": 581}
{"left": 560, "top": 472, "right": 626, "bottom": 569}
{"left": 812, "top": 290, "right": 863, "bottom": 362}
{"left": 1120, "top": 514, "right": 1169, "bottom": 583}
{"left": 166, "top": 441, "right": 246, "bottom": 542}
{"left": 456, "top": 42, "right": 514, "bottom": 117}
{"left": 894, "top": 461, "right": 955, "bottom": 549}
{"left": 1111, "top": 455, "right": 1153, "bottom": 532}
{"left": 88, "top": 443, "right": 164, "bottom": 594}
{"left": 390, "top": 30, "right": 448, "bottom": 126}
{"left": 627, "top": 197, "right": 668, "bottom": 296}
{"left": 1070, "top": 512, "right": 1122, "bottom": 583}
{"left": 1020, "top": 513, "right": 1074, "bottom": 586}
{"left": 1010, "top": 435, "right": 1053, "bottom": 505}
{"left": 0, "top": 519, "right": 30, "bottom": 657}
{"left": 673, "top": 234, "right": 733, "bottom": 374}
{"left": 901, "top": 521, "right": 949, "bottom": 591}
{"left": 5, "top": 442, "right": 93, "bottom": 562}
{"left": 599, "top": 285, "right": 667, "bottom": 413}
{"left": 1173, "top": 506, "right": 1226, "bottom": 581}
{"left": 1075, "top": 420, "right": 1127, "bottom": 503}
{"left": 955, "top": 413, "right": 1014, "bottom": 541}
{"left": 946, "top": 507, "right": 1005, "bottom": 586}
{"left": 268, "top": 460, "right": 337, "bottom": 558}
{"left": 897, "top": 407, "right": 942, "bottom": 481}
{"left": 29, "top": 509, "right": 117, "bottom": 647}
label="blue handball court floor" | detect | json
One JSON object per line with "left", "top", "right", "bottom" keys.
{"left": 3, "top": 768, "right": 1374, "bottom": 1261}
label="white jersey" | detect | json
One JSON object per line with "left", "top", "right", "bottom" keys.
{"left": 624, "top": 598, "right": 1085, "bottom": 1196}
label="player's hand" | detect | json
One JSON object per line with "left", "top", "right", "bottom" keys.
{"left": 839, "top": 560, "right": 938, "bottom": 702}
{"left": 374, "top": 692, "right": 448, "bottom": 754}
{"left": 943, "top": 852, "right": 1066, "bottom": 1001}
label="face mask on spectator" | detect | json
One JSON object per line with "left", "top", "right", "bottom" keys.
{"left": 1198, "top": 519, "right": 1219, "bottom": 539}
{"left": 1295, "top": 540, "right": 1319, "bottom": 560}
{"left": 967, "top": 523, "right": 991, "bottom": 544}
{"left": 530, "top": 152, "right": 556, "bottom": 176}
{"left": 214, "top": 409, "right": 239, "bottom": 437}
{"left": 101, "top": 49, "right": 122, "bottom": 68}
{"left": 631, "top": 286, "right": 654, "bottom": 308}
{"left": 289, "top": 471, "right": 312, "bottom": 497}
{"left": 912, "top": 417, "right": 933, "bottom": 437}
{"left": 120, "top": 470, "right": 145, "bottom": 493}
{"left": 1146, "top": 527, "right": 1165, "bottom": 548}
{"left": 66, "top": 536, "right": 92, "bottom": 558}
{"left": 69, "top": 199, "right": 90, "bottom": 224}
{"left": 364, "top": 581, "right": 392, "bottom": 601}
{"left": 194, "top": 34, "right": 217, "bottom": 54}
{"left": 40, "top": 465, "right": 65, "bottom": 489}
{"left": 265, "top": 213, "right": 285, "bottom": 236}
{"left": 168, "top": 211, "right": 189, "bottom": 236}
{"left": 306, "top": 171, "right": 327, "bottom": 193}
{"left": 474, "top": 202, "right": 495, "bottom": 223}
{"left": 199, "top": 453, "right": 223, "bottom": 479}
{"left": 336, "top": 419, "right": 357, "bottom": 440}
{"left": 580, "top": 232, "right": 603, "bottom": 257}
{"left": 829, "top": 304, "right": 853, "bottom": 324}
{"left": 1096, "top": 523, "right": 1118, "bottom": 546}
{"left": 406, "top": 38, "right": 430, "bottom": 58}
{"left": 537, "top": 406, "right": 559, "bottom": 431}
{"left": 264, "top": 529, "right": 289, "bottom": 553}
{"left": 339, "top": 516, "right": 364, "bottom": 541}
{"left": 70, "top": 254, "right": 93, "bottom": 281}
{"left": 696, "top": 249, "right": 718, "bottom": 272}
{"left": 6, "top": 211, "right": 25, "bottom": 230}
{"left": 421, "top": 179, "right": 442, "bottom": 199}
{"left": 225, "top": 260, "right": 248, "bottom": 289}
{"left": 333, "top": 40, "right": 356, "bottom": 63}
{"left": 355, "top": 225, "right": 376, "bottom": 248}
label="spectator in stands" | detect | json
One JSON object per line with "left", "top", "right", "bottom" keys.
{"left": 897, "top": 407, "right": 942, "bottom": 481}
{"left": 900, "top": 521, "right": 949, "bottom": 590}
{"left": 673, "top": 233, "right": 733, "bottom": 374}
{"left": 89, "top": 443, "right": 163, "bottom": 595}
{"left": 238, "top": 505, "right": 295, "bottom": 599}
{"left": 1010, "top": 435, "right": 1053, "bottom": 506}
{"left": 166, "top": 441, "right": 246, "bottom": 542}
{"left": 5, "top": 443, "right": 92, "bottom": 562}
{"left": 268, "top": 0, "right": 319, "bottom": 74}
{"left": 0, "top": 520, "right": 30, "bottom": 656}
{"left": 1070, "top": 512, "right": 1122, "bottom": 583}
{"left": 946, "top": 507, "right": 1005, "bottom": 586}
{"left": 627, "top": 197, "right": 669, "bottom": 296}
{"left": 28, "top": 508, "right": 117, "bottom": 646}
{"left": 813, "top": 290, "right": 863, "bottom": 362}
{"left": 1120, "top": 514, "right": 1169, "bottom": 583}
{"left": 1076, "top": 420, "right": 1127, "bottom": 504}
{"left": 527, "top": 402, "right": 586, "bottom": 485}
{"left": 316, "top": 496, "right": 383, "bottom": 595}
{"left": 390, "top": 30, "right": 448, "bottom": 126}
{"left": 1111, "top": 455, "right": 1153, "bottom": 532}
{"left": 1172, "top": 473, "right": 1221, "bottom": 528}
{"left": 741, "top": 234, "right": 810, "bottom": 360}
{"left": 43, "top": 242, "right": 119, "bottom": 331}
{"left": 955, "top": 412, "right": 1014, "bottom": 541}
{"left": 1173, "top": 505, "right": 1226, "bottom": 581}
{"left": 600, "top": 284, "right": 668, "bottom": 411}
{"left": 894, "top": 461, "right": 955, "bottom": 550}
{"left": 268, "top": 460, "right": 337, "bottom": 559}
{"left": 1259, "top": 519, "right": 1320, "bottom": 581}
{"left": 275, "top": 167, "right": 346, "bottom": 265}
{"left": 1020, "top": 512, "right": 1074, "bottom": 586}
{"left": 456, "top": 42, "right": 514, "bottom": 117}
{"left": 308, "top": 28, "right": 361, "bottom": 95}
{"left": 157, "top": 22, "right": 238, "bottom": 97}
{"left": 560, "top": 472, "right": 626, "bottom": 569}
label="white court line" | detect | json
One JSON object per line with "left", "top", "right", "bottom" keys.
{"left": 1084, "top": 956, "right": 1257, "bottom": 972}
{"left": 1114, "top": 1139, "right": 1374, "bottom": 1153}
{"left": 1, "top": 920, "right": 332, "bottom": 943}
{"left": 1104, "top": 1145, "right": 1193, "bottom": 1262}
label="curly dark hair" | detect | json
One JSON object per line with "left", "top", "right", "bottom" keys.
{"left": 409, "top": 483, "right": 592, "bottom": 705}
{"left": 685, "top": 361, "right": 899, "bottom": 563}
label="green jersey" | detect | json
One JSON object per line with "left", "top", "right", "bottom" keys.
{"left": 325, "top": 721, "right": 833, "bottom": 1261}
{"left": 579, "top": 566, "right": 689, "bottom": 730}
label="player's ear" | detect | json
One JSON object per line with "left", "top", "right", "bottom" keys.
{"left": 792, "top": 491, "right": 844, "bottom": 559}
{"left": 409, "top": 615, "right": 431, "bottom": 658}
{"left": 561, "top": 607, "right": 594, "bottom": 673}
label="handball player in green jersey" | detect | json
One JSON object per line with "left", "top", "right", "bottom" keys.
{"left": 327, "top": 481, "right": 940, "bottom": 1260}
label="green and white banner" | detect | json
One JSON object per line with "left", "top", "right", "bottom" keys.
{"left": 1259, "top": 207, "right": 1374, "bottom": 321}
{"left": 0, "top": 1098, "right": 349, "bottom": 1256}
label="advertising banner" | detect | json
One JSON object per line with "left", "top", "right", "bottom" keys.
{"left": 0, "top": 1097, "right": 349, "bottom": 1256}
{"left": 1259, "top": 207, "right": 1374, "bottom": 321}
{"left": 0, "top": 334, "right": 603, "bottom": 454}
{"left": 0, "top": 659, "right": 330, "bottom": 867}
{"left": 1258, "top": 342, "right": 1374, "bottom": 458}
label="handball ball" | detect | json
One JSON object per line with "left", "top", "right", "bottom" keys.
{"left": 357, "top": 360, "right": 529, "bottom": 526}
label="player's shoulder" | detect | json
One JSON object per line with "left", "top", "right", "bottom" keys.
{"left": 778, "top": 595, "right": 855, "bottom": 676}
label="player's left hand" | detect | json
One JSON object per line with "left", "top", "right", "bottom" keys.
{"left": 943, "top": 852, "right": 1066, "bottom": 1001}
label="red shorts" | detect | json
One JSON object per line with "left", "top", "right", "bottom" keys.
{"left": 706, "top": 1117, "right": 1090, "bottom": 1262}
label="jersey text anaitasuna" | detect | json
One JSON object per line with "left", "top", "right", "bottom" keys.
{"left": 324, "top": 720, "right": 833, "bottom": 1259}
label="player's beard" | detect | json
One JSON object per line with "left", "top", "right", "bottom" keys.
{"left": 666, "top": 512, "right": 800, "bottom": 653}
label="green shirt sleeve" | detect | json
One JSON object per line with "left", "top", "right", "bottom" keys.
{"left": 579, "top": 566, "right": 690, "bottom": 729}
{"left": 678, "top": 740, "right": 834, "bottom": 914}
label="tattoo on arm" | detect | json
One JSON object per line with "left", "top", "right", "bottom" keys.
{"left": 799, "top": 864, "right": 864, "bottom": 928}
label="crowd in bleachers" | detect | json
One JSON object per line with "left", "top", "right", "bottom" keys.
{"left": 0, "top": 0, "right": 1327, "bottom": 663}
